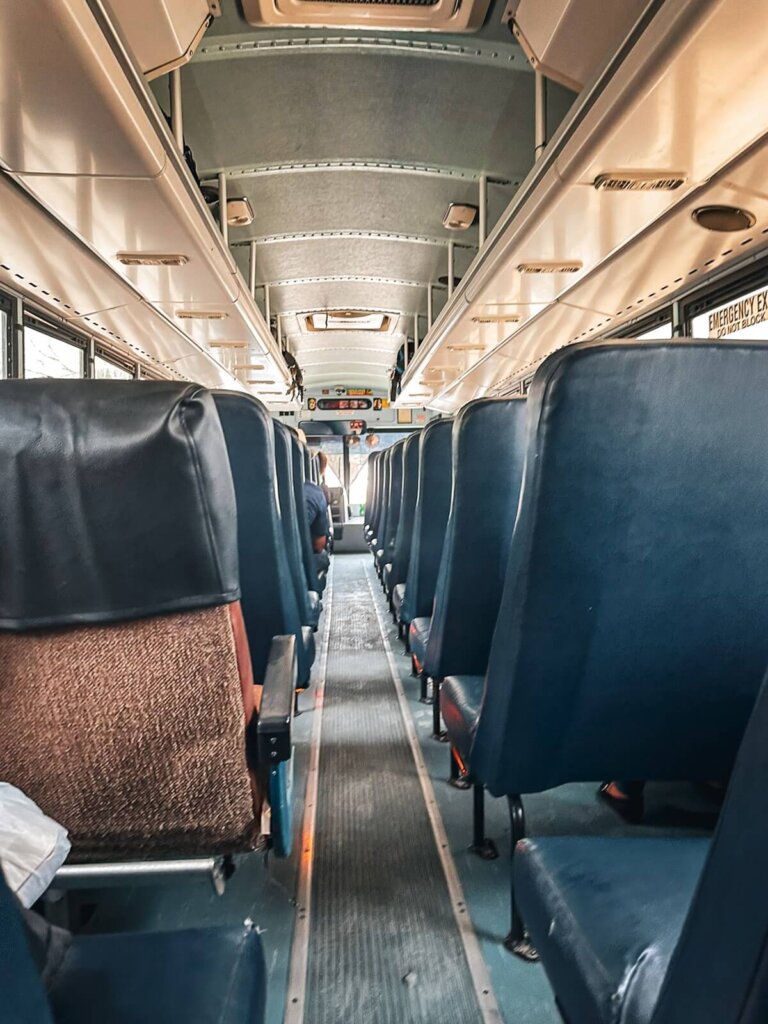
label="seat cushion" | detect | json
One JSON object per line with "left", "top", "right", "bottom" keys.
{"left": 49, "top": 924, "right": 266, "bottom": 1024}
{"left": 298, "top": 625, "right": 316, "bottom": 688}
{"left": 440, "top": 675, "right": 485, "bottom": 762}
{"left": 409, "top": 616, "right": 432, "bottom": 668}
{"left": 392, "top": 583, "right": 406, "bottom": 617}
{"left": 305, "top": 590, "right": 321, "bottom": 628}
{"left": 515, "top": 836, "right": 710, "bottom": 1024}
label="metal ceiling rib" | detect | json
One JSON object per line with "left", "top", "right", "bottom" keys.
{"left": 200, "top": 160, "right": 516, "bottom": 185}
{"left": 194, "top": 34, "right": 530, "bottom": 70}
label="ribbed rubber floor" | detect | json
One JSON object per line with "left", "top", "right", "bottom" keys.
{"left": 304, "top": 555, "right": 483, "bottom": 1024}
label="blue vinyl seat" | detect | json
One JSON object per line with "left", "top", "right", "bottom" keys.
{"left": 383, "top": 431, "right": 420, "bottom": 613}
{"left": 401, "top": 418, "right": 452, "bottom": 692}
{"left": 409, "top": 399, "right": 526, "bottom": 748}
{"left": 515, "top": 668, "right": 768, "bottom": 1024}
{"left": 376, "top": 440, "right": 405, "bottom": 575}
{"left": 213, "top": 392, "right": 314, "bottom": 689}
{"left": 400, "top": 418, "right": 452, "bottom": 634}
{"left": 370, "top": 447, "right": 391, "bottom": 561}
{"left": 273, "top": 421, "right": 321, "bottom": 635}
{"left": 419, "top": 399, "right": 526, "bottom": 681}
{"left": 1, "top": 868, "right": 267, "bottom": 1024}
{"left": 441, "top": 339, "right": 768, "bottom": 951}
{"left": 290, "top": 432, "right": 326, "bottom": 596}
{"left": 364, "top": 451, "right": 379, "bottom": 542}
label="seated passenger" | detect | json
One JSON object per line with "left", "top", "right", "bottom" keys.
{"left": 304, "top": 470, "right": 331, "bottom": 573}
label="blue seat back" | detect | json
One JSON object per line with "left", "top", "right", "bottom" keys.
{"left": 651, "top": 672, "right": 768, "bottom": 1024}
{"left": 364, "top": 451, "right": 378, "bottom": 529}
{"left": 0, "top": 870, "right": 54, "bottom": 1023}
{"left": 425, "top": 399, "right": 526, "bottom": 678}
{"left": 273, "top": 422, "right": 312, "bottom": 624}
{"left": 389, "top": 431, "right": 420, "bottom": 587}
{"left": 213, "top": 392, "right": 304, "bottom": 684}
{"left": 374, "top": 447, "right": 391, "bottom": 544}
{"left": 290, "top": 432, "right": 320, "bottom": 592}
{"left": 473, "top": 340, "right": 768, "bottom": 796}
{"left": 380, "top": 440, "right": 405, "bottom": 561}
{"left": 402, "top": 418, "right": 453, "bottom": 623}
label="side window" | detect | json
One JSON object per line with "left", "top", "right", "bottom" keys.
{"left": 94, "top": 353, "right": 134, "bottom": 380}
{"left": 636, "top": 322, "right": 673, "bottom": 340}
{"left": 24, "top": 325, "right": 83, "bottom": 379}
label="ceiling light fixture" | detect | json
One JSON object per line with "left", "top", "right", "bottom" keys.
{"left": 177, "top": 310, "right": 229, "bottom": 320}
{"left": 517, "top": 261, "right": 583, "bottom": 274}
{"left": 226, "top": 197, "right": 255, "bottom": 227}
{"left": 117, "top": 252, "right": 189, "bottom": 266}
{"left": 471, "top": 314, "right": 521, "bottom": 324}
{"left": 233, "top": 363, "right": 266, "bottom": 370}
{"left": 446, "top": 343, "right": 488, "bottom": 352}
{"left": 593, "top": 171, "right": 686, "bottom": 192}
{"left": 208, "top": 340, "right": 248, "bottom": 349}
{"left": 442, "top": 203, "right": 478, "bottom": 231}
{"left": 691, "top": 205, "right": 756, "bottom": 232}
{"left": 247, "top": 378, "right": 276, "bottom": 385}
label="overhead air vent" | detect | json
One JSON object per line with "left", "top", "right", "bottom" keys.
{"left": 241, "top": 0, "right": 490, "bottom": 32}
{"left": 306, "top": 311, "right": 392, "bottom": 332}
{"left": 517, "top": 260, "right": 582, "bottom": 274}
{"left": 594, "top": 172, "right": 686, "bottom": 192}
{"left": 446, "top": 343, "right": 487, "bottom": 351}
{"left": 471, "top": 314, "right": 521, "bottom": 323}
{"left": 208, "top": 341, "right": 248, "bottom": 349}
{"left": 176, "top": 310, "right": 228, "bottom": 320}
{"left": 117, "top": 252, "right": 189, "bottom": 266}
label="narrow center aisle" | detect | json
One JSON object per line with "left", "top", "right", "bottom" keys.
{"left": 301, "top": 554, "right": 489, "bottom": 1024}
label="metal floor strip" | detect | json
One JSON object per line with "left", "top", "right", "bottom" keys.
{"left": 285, "top": 563, "right": 335, "bottom": 1024}
{"left": 364, "top": 564, "right": 504, "bottom": 1024}
{"left": 292, "top": 554, "right": 493, "bottom": 1024}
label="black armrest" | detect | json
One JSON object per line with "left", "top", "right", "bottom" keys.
{"left": 257, "top": 635, "right": 296, "bottom": 765}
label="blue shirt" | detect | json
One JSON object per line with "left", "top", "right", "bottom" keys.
{"left": 304, "top": 481, "right": 329, "bottom": 541}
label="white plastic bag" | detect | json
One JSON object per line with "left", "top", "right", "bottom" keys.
{"left": 0, "top": 783, "right": 71, "bottom": 907}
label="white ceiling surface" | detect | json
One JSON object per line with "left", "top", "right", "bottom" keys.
{"left": 0, "top": 0, "right": 289, "bottom": 397}
{"left": 177, "top": 0, "right": 573, "bottom": 390}
{"left": 401, "top": 0, "right": 768, "bottom": 410}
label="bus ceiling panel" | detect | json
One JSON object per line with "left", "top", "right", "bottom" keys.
{"left": 555, "top": 172, "right": 768, "bottom": 329}
{"left": 0, "top": 0, "right": 164, "bottom": 176}
{"left": 412, "top": 162, "right": 768, "bottom": 408}
{"left": 232, "top": 237, "right": 472, "bottom": 292}
{"left": 467, "top": 184, "right": 681, "bottom": 314}
{"left": 13, "top": 171, "right": 239, "bottom": 305}
{"left": 216, "top": 172, "right": 503, "bottom": 242}
{"left": 182, "top": 50, "right": 540, "bottom": 176}
{"left": 400, "top": 0, "right": 768, "bottom": 403}
{"left": 553, "top": 0, "right": 768, "bottom": 189}
{"left": 0, "top": 174, "right": 138, "bottom": 317}
{"left": 75, "top": 298, "right": 251, "bottom": 391}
